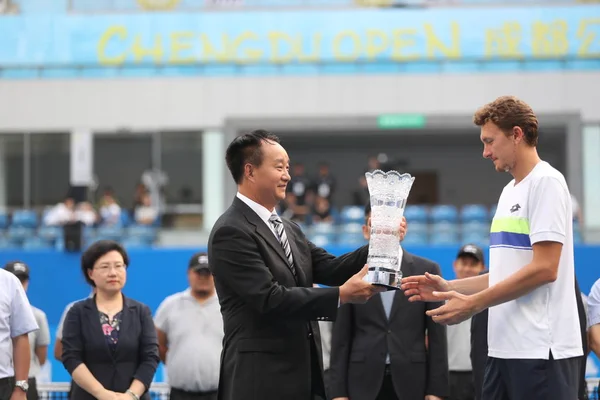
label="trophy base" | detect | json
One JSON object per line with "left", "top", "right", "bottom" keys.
{"left": 372, "top": 282, "right": 402, "bottom": 291}
{"left": 366, "top": 269, "right": 401, "bottom": 290}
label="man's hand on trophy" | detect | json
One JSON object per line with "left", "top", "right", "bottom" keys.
{"left": 400, "top": 272, "right": 451, "bottom": 302}
{"left": 339, "top": 265, "right": 386, "bottom": 305}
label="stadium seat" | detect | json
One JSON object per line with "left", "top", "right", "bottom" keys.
{"left": 0, "top": 212, "right": 8, "bottom": 229}
{"left": 408, "top": 222, "right": 428, "bottom": 236}
{"left": 310, "top": 234, "right": 333, "bottom": 248}
{"left": 340, "top": 206, "right": 365, "bottom": 224}
{"left": 403, "top": 205, "right": 428, "bottom": 223}
{"left": 401, "top": 233, "right": 428, "bottom": 246}
{"left": 461, "top": 232, "right": 490, "bottom": 248}
{"left": 95, "top": 225, "right": 124, "bottom": 242}
{"left": 430, "top": 205, "right": 458, "bottom": 223}
{"left": 37, "top": 225, "right": 62, "bottom": 243}
{"left": 312, "top": 222, "right": 336, "bottom": 235}
{"left": 489, "top": 204, "right": 498, "bottom": 219}
{"left": 460, "top": 204, "right": 489, "bottom": 223}
{"left": 127, "top": 224, "right": 158, "bottom": 244}
{"left": 343, "top": 223, "right": 363, "bottom": 234}
{"left": 11, "top": 209, "right": 38, "bottom": 228}
{"left": 430, "top": 231, "right": 460, "bottom": 246}
{"left": 22, "top": 237, "right": 54, "bottom": 250}
{"left": 122, "top": 236, "right": 153, "bottom": 249}
{"left": 461, "top": 221, "right": 489, "bottom": 236}
{"left": 431, "top": 222, "right": 458, "bottom": 235}
{"left": 6, "top": 226, "right": 35, "bottom": 246}
{"left": 337, "top": 231, "right": 366, "bottom": 246}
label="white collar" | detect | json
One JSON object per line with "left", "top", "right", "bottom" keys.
{"left": 236, "top": 192, "right": 276, "bottom": 226}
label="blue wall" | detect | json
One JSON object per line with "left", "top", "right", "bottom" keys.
{"left": 1, "top": 6, "right": 599, "bottom": 78}
{"left": 4, "top": 245, "right": 599, "bottom": 381}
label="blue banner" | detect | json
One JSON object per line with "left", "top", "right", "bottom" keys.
{"left": 2, "top": 7, "right": 600, "bottom": 74}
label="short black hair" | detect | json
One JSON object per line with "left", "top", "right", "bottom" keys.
{"left": 81, "top": 240, "right": 129, "bottom": 287}
{"left": 225, "top": 129, "right": 281, "bottom": 184}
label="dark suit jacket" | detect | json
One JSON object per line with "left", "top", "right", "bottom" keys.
{"left": 328, "top": 251, "right": 449, "bottom": 400}
{"left": 207, "top": 197, "right": 369, "bottom": 400}
{"left": 61, "top": 295, "right": 160, "bottom": 400}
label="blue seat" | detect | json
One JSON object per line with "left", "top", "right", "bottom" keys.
{"left": 338, "top": 232, "right": 366, "bottom": 246}
{"left": 312, "top": 222, "right": 336, "bottom": 235}
{"left": 309, "top": 234, "right": 333, "bottom": 248}
{"left": 430, "top": 231, "right": 460, "bottom": 246}
{"left": 342, "top": 223, "right": 363, "bottom": 234}
{"left": 408, "top": 222, "right": 428, "bottom": 236}
{"left": 0, "top": 212, "right": 8, "bottom": 229}
{"left": 340, "top": 206, "right": 365, "bottom": 224}
{"left": 460, "top": 204, "right": 489, "bottom": 223}
{"left": 6, "top": 226, "right": 35, "bottom": 245}
{"left": 404, "top": 205, "right": 428, "bottom": 223}
{"left": 431, "top": 222, "right": 458, "bottom": 235}
{"left": 95, "top": 225, "right": 124, "bottom": 242}
{"left": 402, "top": 233, "right": 429, "bottom": 246}
{"left": 430, "top": 205, "right": 458, "bottom": 223}
{"left": 0, "top": 236, "right": 17, "bottom": 250}
{"left": 12, "top": 209, "right": 38, "bottom": 228}
{"left": 22, "top": 237, "right": 53, "bottom": 250}
{"left": 461, "top": 221, "right": 490, "bottom": 236}
{"left": 122, "top": 236, "right": 153, "bottom": 249}
{"left": 462, "top": 232, "right": 490, "bottom": 247}
{"left": 37, "top": 225, "right": 62, "bottom": 243}
{"left": 127, "top": 224, "right": 158, "bottom": 243}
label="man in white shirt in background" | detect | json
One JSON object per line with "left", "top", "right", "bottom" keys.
{"left": 403, "top": 96, "right": 583, "bottom": 400}
{"left": 3, "top": 262, "right": 50, "bottom": 400}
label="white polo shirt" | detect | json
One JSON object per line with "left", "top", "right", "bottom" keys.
{"left": 488, "top": 161, "right": 582, "bottom": 360}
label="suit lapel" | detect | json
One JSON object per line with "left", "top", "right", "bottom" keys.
{"left": 389, "top": 251, "right": 415, "bottom": 321}
{"left": 83, "top": 297, "right": 113, "bottom": 360}
{"left": 234, "top": 198, "right": 298, "bottom": 283}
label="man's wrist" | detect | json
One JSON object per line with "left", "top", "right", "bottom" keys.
{"left": 127, "top": 389, "right": 140, "bottom": 400}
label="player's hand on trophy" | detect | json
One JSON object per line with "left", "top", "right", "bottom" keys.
{"left": 399, "top": 216, "right": 407, "bottom": 241}
{"left": 340, "top": 265, "right": 386, "bottom": 305}
{"left": 400, "top": 272, "right": 451, "bottom": 302}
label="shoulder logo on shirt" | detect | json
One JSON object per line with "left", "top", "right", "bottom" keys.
{"left": 510, "top": 203, "right": 521, "bottom": 213}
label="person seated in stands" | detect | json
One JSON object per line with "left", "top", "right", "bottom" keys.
{"left": 98, "top": 188, "right": 122, "bottom": 225}
{"left": 312, "top": 196, "right": 333, "bottom": 224}
{"left": 134, "top": 193, "right": 158, "bottom": 226}
{"left": 279, "top": 192, "right": 309, "bottom": 223}
{"left": 44, "top": 196, "right": 76, "bottom": 226}
{"left": 75, "top": 202, "right": 99, "bottom": 226}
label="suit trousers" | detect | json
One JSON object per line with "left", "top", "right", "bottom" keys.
{"left": 169, "top": 387, "right": 218, "bottom": 400}
{"left": 376, "top": 366, "right": 399, "bottom": 400}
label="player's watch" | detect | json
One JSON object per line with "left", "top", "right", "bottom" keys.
{"left": 15, "top": 380, "right": 29, "bottom": 393}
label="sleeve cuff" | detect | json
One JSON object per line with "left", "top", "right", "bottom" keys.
{"left": 529, "top": 231, "right": 565, "bottom": 245}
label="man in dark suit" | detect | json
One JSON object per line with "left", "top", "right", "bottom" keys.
{"left": 328, "top": 204, "right": 448, "bottom": 400}
{"left": 207, "top": 130, "right": 407, "bottom": 400}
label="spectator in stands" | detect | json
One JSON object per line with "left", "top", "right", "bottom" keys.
{"left": 75, "top": 202, "right": 99, "bottom": 226}
{"left": 134, "top": 193, "right": 158, "bottom": 226}
{"left": 131, "top": 183, "right": 148, "bottom": 213}
{"left": 3, "top": 261, "right": 50, "bottom": 400}
{"left": 154, "top": 252, "right": 223, "bottom": 400}
{"left": 328, "top": 203, "right": 448, "bottom": 400}
{"left": 279, "top": 192, "right": 309, "bottom": 223}
{"left": 446, "top": 245, "right": 485, "bottom": 400}
{"left": 44, "top": 196, "right": 76, "bottom": 226}
{"left": 61, "top": 240, "right": 159, "bottom": 400}
{"left": 571, "top": 194, "right": 584, "bottom": 225}
{"left": 287, "top": 162, "right": 312, "bottom": 207}
{"left": 312, "top": 162, "right": 336, "bottom": 203}
{"left": 97, "top": 188, "right": 122, "bottom": 225}
{"left": 311, "top": 196, "right": 333, "bottom": 224}
{"left": 351, "top": 175, "right": 369, "bottom": 206}
{"left": 0, "top": 267, "right": 38, "bottom": 400}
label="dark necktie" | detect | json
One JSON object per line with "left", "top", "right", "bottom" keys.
{"left": 269, "top": 214, "right": 297, "bottom": 280}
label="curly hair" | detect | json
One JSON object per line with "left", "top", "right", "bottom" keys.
{"left": 473, "top": 96, "right": 539, "bottom": 146}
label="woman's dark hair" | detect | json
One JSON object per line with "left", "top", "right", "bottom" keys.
{"left": 81, "top": 240, "right": 129, "bottom": 287}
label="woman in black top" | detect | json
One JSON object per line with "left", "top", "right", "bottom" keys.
{"left": 62, "top": 240, "right": 159, "bottom": 400}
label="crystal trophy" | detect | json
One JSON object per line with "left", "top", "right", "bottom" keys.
{"left": 365, "top": 170, "right": 415, "bottom": 290}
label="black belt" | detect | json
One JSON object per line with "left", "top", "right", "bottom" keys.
{"left": 171, "top": 387, "right": 218, "bottom": 396}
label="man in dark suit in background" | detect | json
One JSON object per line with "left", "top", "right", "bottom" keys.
{"left": 328, "top": 204, "right": 448, "bottom": 400}
{"left": 207, "top": 130, "right": 407, "bottom": 400}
